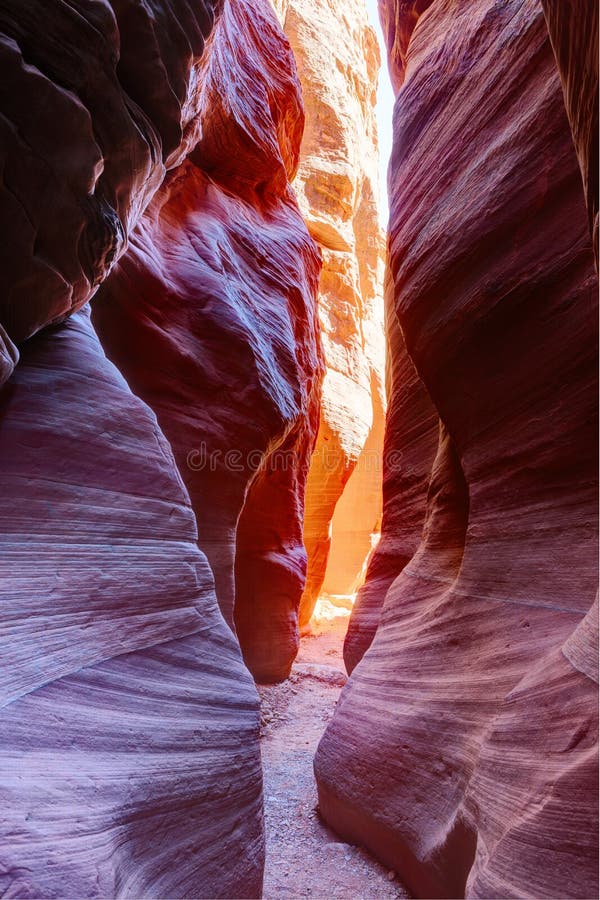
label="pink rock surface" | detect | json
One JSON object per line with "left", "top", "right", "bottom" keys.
{"left": 0, "top": 0, "right": 220, "bottom": 346}
{"left": 541, "top": 0, "right": 599, "bottom": 264}
{"left": 316, "top": 2, "right": 598, "bottom": 897}
{"left": 466, "top": 601, "right": 599, "bottom": 899}
{"left": 344, "top": 273, "right": 438, "bottom": 672}
{"left": 93, "top": 0, "right": 323, "bottom": 683}
{"left": 0, "top": 308, "right": 263, "bottom": 898}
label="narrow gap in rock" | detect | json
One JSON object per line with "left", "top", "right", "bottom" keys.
{"left": 2, "top": 0, "right": 597, "bottom": 898}
{"left": 258, "top": 4, "right": 403, "bottom": 896}
{"left": 259, "top": 613, "right": 408, "bottom": 900}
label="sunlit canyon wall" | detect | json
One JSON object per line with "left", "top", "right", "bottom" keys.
{"left": 272, "top": 0, "right": 387, "bottom": 627}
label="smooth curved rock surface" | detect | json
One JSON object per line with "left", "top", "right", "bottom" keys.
{"left": 316, "top": 2, "right": 598, "bottom": 897}
{"left": 466, "top": 601, "right": 599, "bottom": 899}
{"left": 344, "top": 276, "right": 438, "bottom": 672}
{"left": 541, "top": 0, "right": 599, "bottom": 264}
{"left": 0, "top": 308, "right": 263, "bottom": 898}
{"left": 0, "top": 322, "right": 18, "bottom": 387}
{"left": 272, "top": 0, "right": 386, "bottom": 628}
{"left": 94, "top": 0, "right": 323, "bottom": 683}
{"left": 377, "top": 0, "right": 434, "bottom": 91}
{"left": 0, "top": 0, "right": 219, "bottom": 347}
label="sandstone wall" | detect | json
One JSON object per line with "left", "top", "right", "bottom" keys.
{"left": 0, "top": 0, "right": 324, "bottom": 892}
{"left": 344, "top": 272, "right": 438, "bottom": 672}
{"left": 541, "top": 0, "right": 599, "bottom": 265}
{"left": 316, "top": 2, "right": 599, "bottom": 897}
{"left": 94, "top": 0, "right": 323, "bottom": 683}
{"left": 0, "top": 0, "right": 220, "bottom": 370}
{"left": 0, "top": 307, "right": 264, "bottom": 898}
{"left": 273, "top": 0, "right": 387, "bottom": 627}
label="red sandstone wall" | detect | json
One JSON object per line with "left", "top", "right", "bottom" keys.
{"left": 541, "top": 0, "right": 599, "bottom": 265}
{"left": 316, "top": 2, "right": 599, "bottom": 897}
{"left": 0, "top": 0, "right": 219, "bottom": 354}
{"left": 0, "top": 308, "right": 264, "bottom": 898}
{"left": 0, "top": 0, "right": 324, "bottom": 892}
{"left": 93, "top": 0, "right": 323, "bottom": 683}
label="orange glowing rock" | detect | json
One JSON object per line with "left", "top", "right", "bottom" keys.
{"left": 273, "top": 0, "right": 387, "bottom": 628}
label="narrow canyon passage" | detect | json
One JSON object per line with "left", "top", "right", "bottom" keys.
{"left": 0, "top": 0, "right": 597, "bottom": 898}
{"left": 259, "top": 606, "right": 409, "bottom": 899}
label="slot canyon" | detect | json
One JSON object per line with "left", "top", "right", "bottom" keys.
{"left": 0, "top": 1, "right": 597, "bottom": 899}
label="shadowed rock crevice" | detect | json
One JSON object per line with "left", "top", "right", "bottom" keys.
{"left": 541, "top": 0, "right": 599, "bottom": 265}
{"left": 344, "top": 276, "right": 438, "bottom": 672}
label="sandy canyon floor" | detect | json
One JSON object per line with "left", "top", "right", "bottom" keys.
{"left": 258, "top": 603, "right": 410, "bottom": 900}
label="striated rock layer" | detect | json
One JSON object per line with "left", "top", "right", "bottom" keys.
{"left": 272, "top": 0, "right": 386, "bottom": 627}
{"left": 0, "top": 0, "right": 325, "bottom": 891}
{"left": 541, "top": 0, "right": 599, "bottom": 265}
{"left": 344, "top": 272, "right": 438, "bottom": 672}
{"left": 94, "top": 0, "right": 323, "bottom": 683}
{"left": 0, "top": 308, "right": 264, "bottom": 898}
{"left": 317, "top": 2, "right": 599, "bottom": 897}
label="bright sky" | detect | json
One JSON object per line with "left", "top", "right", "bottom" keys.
{"left": 364, "top": 0, "right": 395, "bottom": 227}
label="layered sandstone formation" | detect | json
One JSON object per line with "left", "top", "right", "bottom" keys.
{"left": 94, "top": 0, "right": 323, "bottom": 683}
{"left": 0, "top": 308, "right": 264, "bottom": 898}
{"left": 344, "top": 278, "right": 438, "bottom": 671}
{"left": 2, "top": 1, "right": 598, "bottom": 896}
{"left": 0, "top": 0, "right": 323, "bottom": 893}
{"left": 541, "top": 0, "right": 599, "bottom": 265}
{"left": 317, "top": 2, "right": 599, "bottom": 897}
{"left": 272, "top": 0, "right": 386, "bottom": 627}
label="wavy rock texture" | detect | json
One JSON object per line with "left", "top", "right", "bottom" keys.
{"left": 541, "top": 0, "right": 599, "bottom": 265}
{"left": 0, "top": 308, "right": 263, "bottom": 898}
{"left": 344, "top": 273, "right": 438, "bottom": 672}
{"left": 0, "top": 0, "right": 323, "bottom": 890}
{"left": 0, "top": 322, "right": 18, "bottom": 387}
{"left": 316, "top": 2, "right": 599, "bottom": 897}
{"left": 377, "top": 0, "right": 434, "bottom": 92}
{"left": 272, "top": 0, "right": 386, "bottom": 628}
{"left": 94, "top": 0, "right": 323, "bottom": 683}
{"left": 0, "top": 0, "right": 219, "bottom": 351}
{"left": 466, "top": 597, "right": 599, "bottom": 898}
